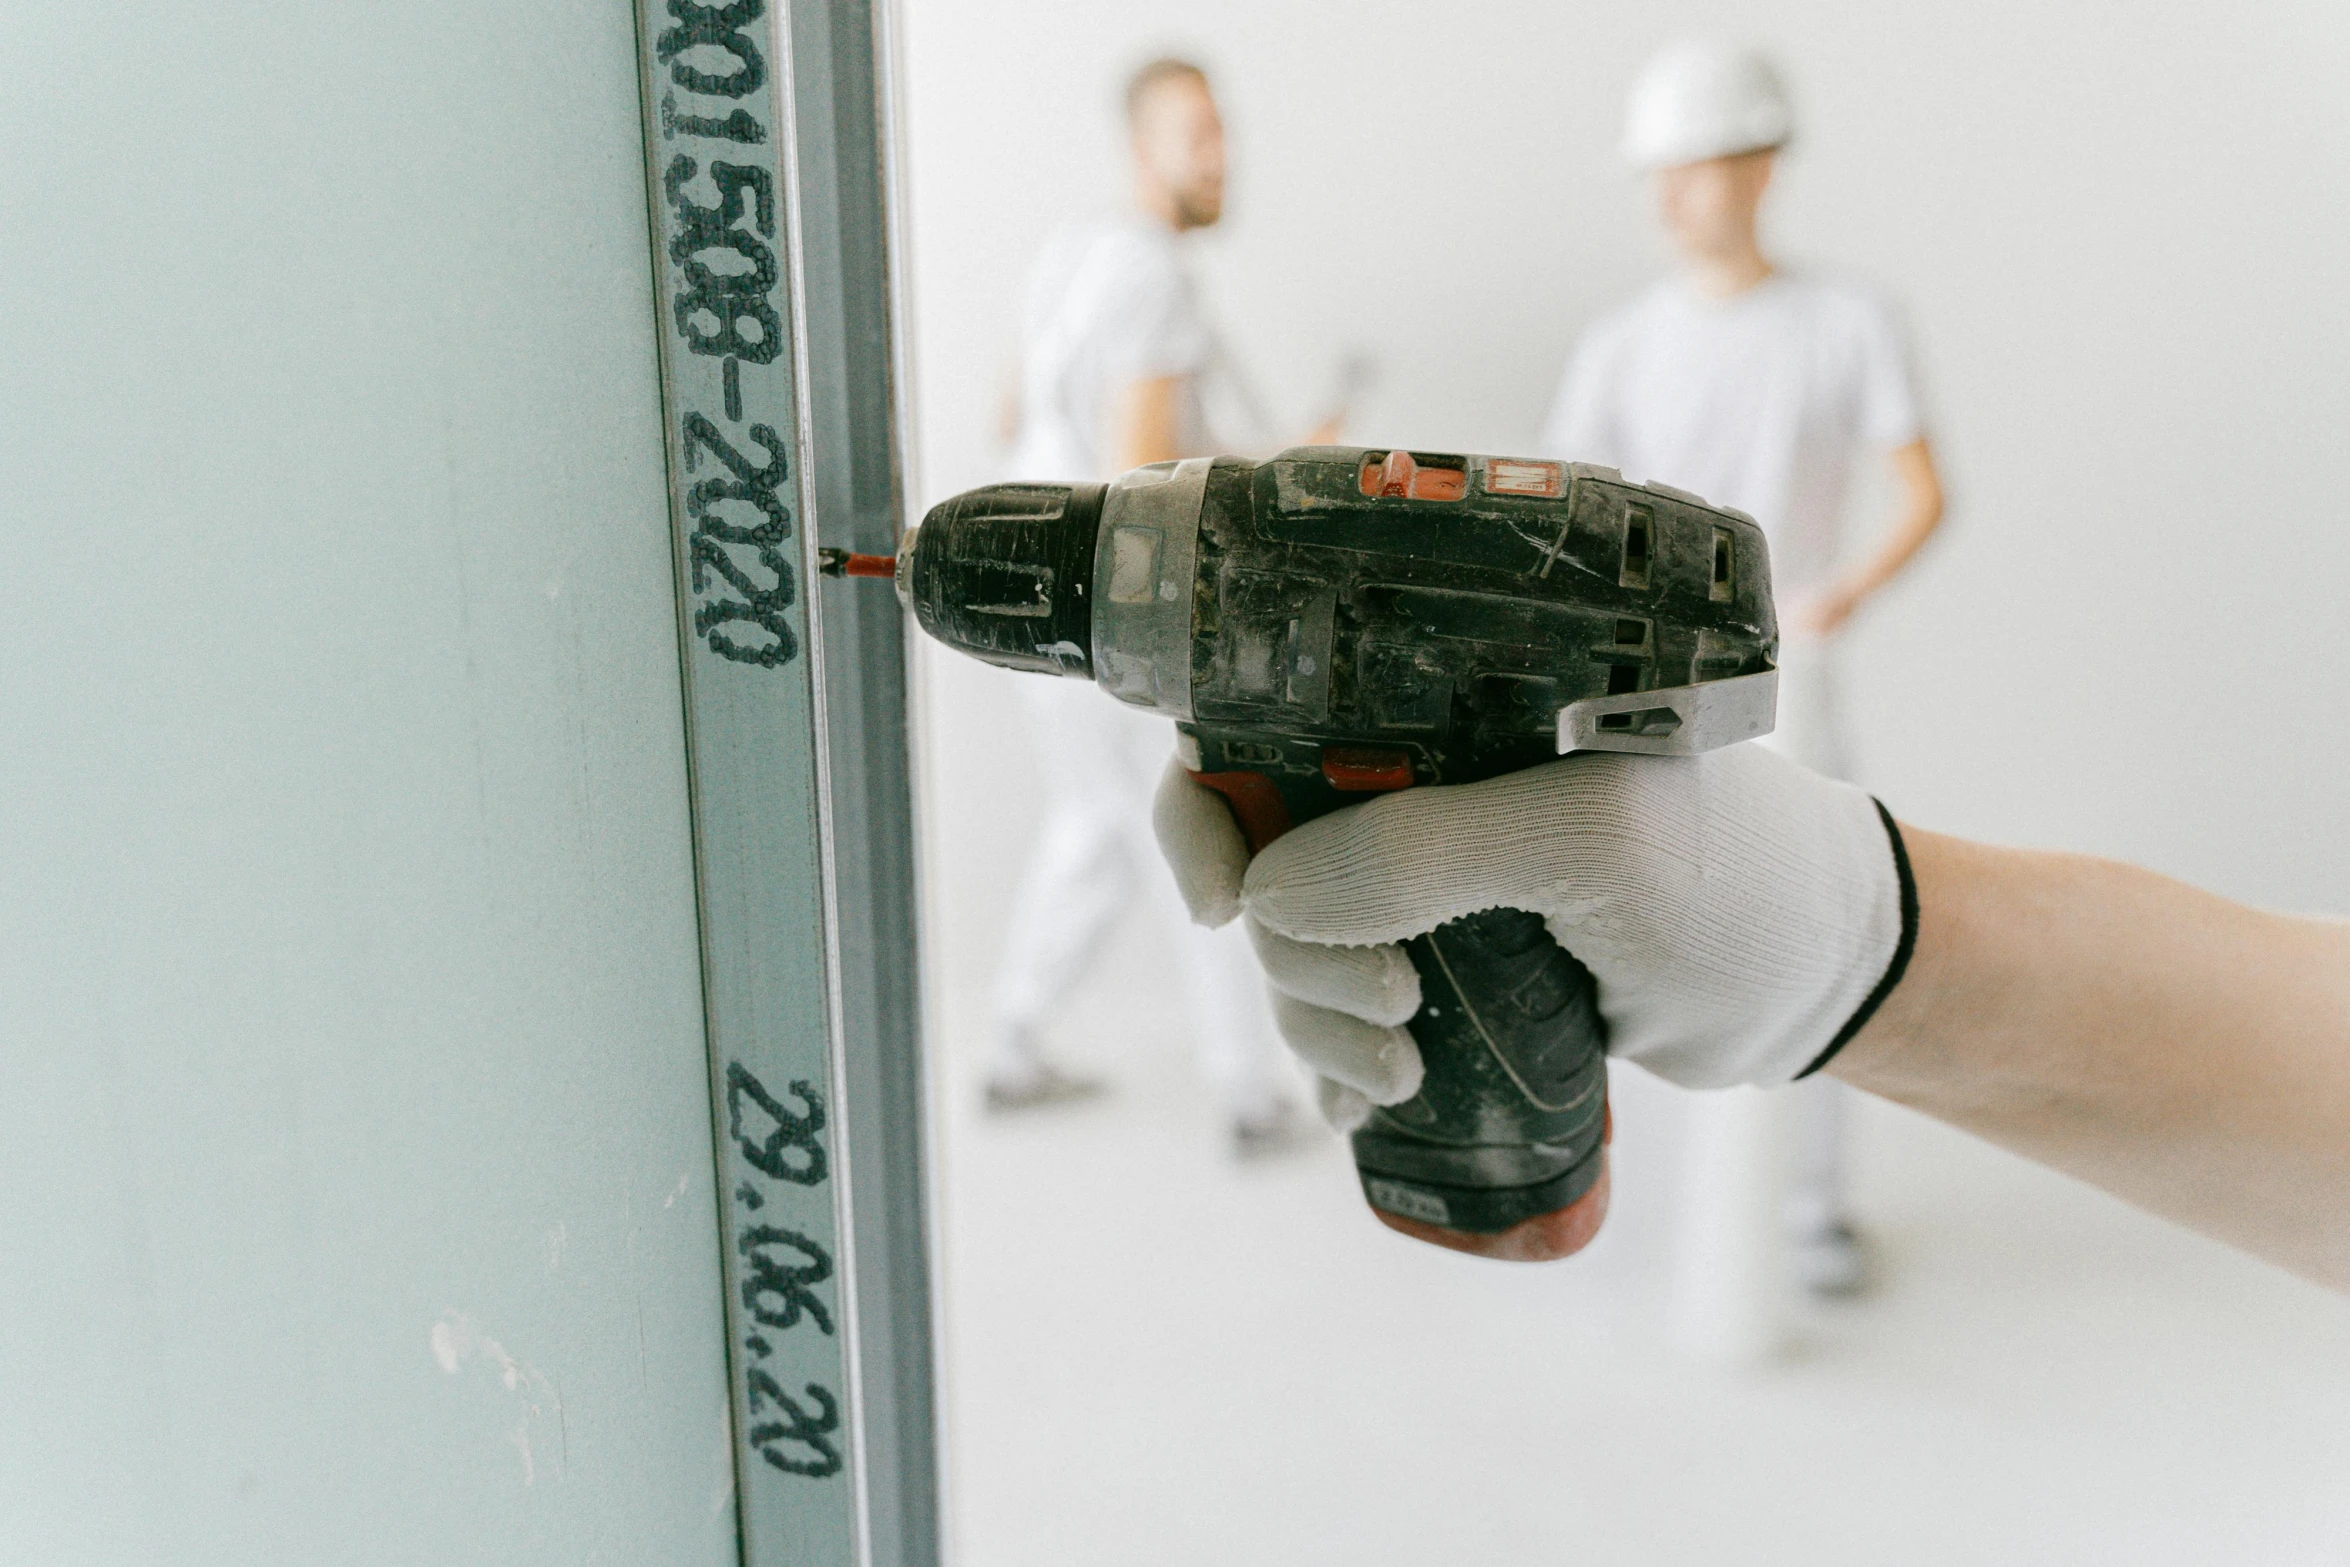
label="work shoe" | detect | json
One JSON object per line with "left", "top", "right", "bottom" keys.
{"left": 1229, "top": 1098, "right": 1318, "bottom": 1160}
{"left": 1790, "top": 1218, "right": 1872, "bottom": 1298}
{"left": 982, "top": 1061, "right": 1106, "bottom": 1113}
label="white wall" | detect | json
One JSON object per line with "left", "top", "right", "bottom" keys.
{"left": 902, "top": 0, "right": 2350, "bottom": 913}
{"left": 900, "top": 10, "right": 2350, "bottom": 1560}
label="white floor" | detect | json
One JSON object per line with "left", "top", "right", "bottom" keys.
{"left": 920, "top": 665, "right": 2350, "bottom": 1567}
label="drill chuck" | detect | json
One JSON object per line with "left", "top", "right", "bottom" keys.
{"left": 896, "top": 480, "right": 1105, "bottom": 679}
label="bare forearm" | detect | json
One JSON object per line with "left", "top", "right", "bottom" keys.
{"left": 1845, "top": 493, "right": 1939, "bottom": 598}
{"left": 1845, "top": 438, "right": 1944, "bottom": 597}
{"left": 1797, "top": 439, "right": 1943, "bottom": 635}
{"left": 1833, "top": 828, "right": 2350, "bottom": 1288}
{"left": 1112, "top": 374, "right": 1185, "bottom": 470}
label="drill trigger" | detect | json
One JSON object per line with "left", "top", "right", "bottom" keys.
{"left": 1188, "top": 769, "right": 1294, "bottom": 857}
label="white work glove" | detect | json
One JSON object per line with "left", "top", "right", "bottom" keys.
{"left": 1153, "top": 743, "right": 1915, "bottom": 1133}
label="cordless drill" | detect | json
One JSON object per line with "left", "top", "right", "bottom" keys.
{"left": 845, "top": 446, "right": 1777, "bottom": 1243}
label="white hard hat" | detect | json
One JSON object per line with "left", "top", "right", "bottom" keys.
{"left": 1621, "top": 41, "right": 1794, "bottom": 170}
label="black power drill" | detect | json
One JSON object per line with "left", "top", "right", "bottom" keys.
{"left": 845, "top": 447, "right": 1777, "bottom": 1244}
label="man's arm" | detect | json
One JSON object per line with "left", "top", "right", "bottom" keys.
{"left": 1833, "top": 829, "right": 2350, "bottom": 1291}
{"left": 1155, "top": 745, "right": 2350, "bottom": 1284}
{"left": 1115, "top": 371, "right": 1349, "bottom": 466}
{"left": 1111, "top": 374, "right": 1186, "bottom": 470}
{"left": 1794, "top": 436, "right": 1944, "bottom": 638}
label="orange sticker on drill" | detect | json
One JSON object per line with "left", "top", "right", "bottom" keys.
{"left": 1358, "top": 449, "right": 1467, "bottom": 502}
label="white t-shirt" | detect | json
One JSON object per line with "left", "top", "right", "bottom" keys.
{"left": 1006, "top": 220, "right": 1251, "bottom": 482}
{"left": 1539, "top": 272, "right": 1923, "bottom": 595}
{"left": 1003, "top": 222, "right": 1212, "bottom": 790}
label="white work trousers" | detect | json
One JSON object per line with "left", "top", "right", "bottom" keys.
{"left": 991, "top": 677, "right": 1294, "bottom": 1118}
{"left": 1673, "top": 638, "right": 1855, "bottom": 1360}
{"left": 1767, "top": 638, "right": 1855, "bottom": 1233}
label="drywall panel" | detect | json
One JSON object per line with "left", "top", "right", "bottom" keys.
{"left": 0, "top": 3, "right": 737, "bottom": 1560}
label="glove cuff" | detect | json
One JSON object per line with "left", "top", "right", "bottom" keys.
{"left": 1793, "top": 800, "right": 1919, "bottom": 1079}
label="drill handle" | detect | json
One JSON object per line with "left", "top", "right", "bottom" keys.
{"left": 1186, "top": 763, "right": 1611, "bottom": 1241}
{"left": 1364, "top": 911, "right": 1609, "bottom": 1236}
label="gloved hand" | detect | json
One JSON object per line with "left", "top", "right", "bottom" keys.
{"left": 1153, "top": 742, "right": 1915, "bottom": 1133}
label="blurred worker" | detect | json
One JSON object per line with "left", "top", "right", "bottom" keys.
{"left": 986, "top": 57, "right": 1329, "bottom": 1153}
{"left": 1540, "top": 43, "right": 1947, "bottom": 1315}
